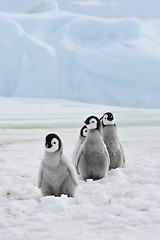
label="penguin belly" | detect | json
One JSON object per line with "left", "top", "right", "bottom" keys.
{"left": 41, "top": 163, "right": 75, "bottom": 197}
{"left": 79, "top": 146, "right": 108, "bottom": 180}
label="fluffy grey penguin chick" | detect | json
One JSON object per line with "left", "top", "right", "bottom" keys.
{"left": 72, "top": 125, "right": 88, "bottom": 174}
{"left": 101, "top": 112, "right": 125, "bottom": 169}
{"left": 77, "top": 116, "right": 110, "bottom": 181}
{"left": 38, "top": 133, "right": 78, "bottom": 197}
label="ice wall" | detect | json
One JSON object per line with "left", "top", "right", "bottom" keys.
{"left": 0, "top": 8, "right": 160, "bottom": 108}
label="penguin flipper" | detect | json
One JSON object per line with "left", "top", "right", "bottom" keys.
{"left": 61, "top": 154, "right": 78, "bottom": 186}
{"left": 38, "top": 161, "right": 43, "bottom": 188}
{"left": 103, "top": 143, "right": 110, "bottom": 167}
{"left": 119, "top": 142, "right": 125, "bottom": 165}
{"left": 76, "top": 149, "right": 83, "bottom": 175}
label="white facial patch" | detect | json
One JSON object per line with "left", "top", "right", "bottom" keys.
{"left": 82, "top": 128, "right": 88, "bottom": 137}
{"left": 102, "top": 114, "right": 115, "bottom": 126}
{"left": 45, "top": 138, "right": 59, "bottom": 153}
{"left": 86, "top": 118, "right": 97, "bottom": 130}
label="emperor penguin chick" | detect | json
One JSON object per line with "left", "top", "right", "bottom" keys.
{"left": 38, "top": 133, "right": 78, "bottom": 197}
{"left": 77, "top": 116, "right": 110, "bottom": 181}
{"left": 101, "top": 112, "right": 125, "bottom": 169}
{"left": 72, "top": 125, "right": 88, "bottom": 173}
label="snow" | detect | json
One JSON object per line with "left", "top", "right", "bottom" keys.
{"left": 0, "top": 1, "right": 160, "bottom": 108}
{"left": 0, "top": 97, "right": 160, "bottom": 239}
{"left": 27, "top": 0, "right": 59, "bottom": 14}
{"left": 1, "top": 0, "right": 160, "bottom": 20}
{"left": 72, "top": 1, "right": 106, "bottom": 7}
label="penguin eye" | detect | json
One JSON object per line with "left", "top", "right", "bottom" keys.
{"left": 51, "top": 138, "right": 58, "bottom": 146}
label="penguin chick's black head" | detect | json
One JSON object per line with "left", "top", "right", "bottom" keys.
{"left": 101, "top": 112, "right": 115, "bottom": 126}
{"left": 84, "top": 115, "right": 101, "bottom": 131}
{"left": 80, "top": 125, "right": 88, "bottom": 137}
{"left": 45, "top": 133, "right": 62, "bottom": 152}
{"left": 106, "top": 112, "right": 114, "bottom": 121}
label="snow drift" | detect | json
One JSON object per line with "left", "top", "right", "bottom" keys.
{"left": 0, "top": 97, "right": 160, "bottom": 240}
{"left": 0, "top": 4, "right": 160, "bottom": 108}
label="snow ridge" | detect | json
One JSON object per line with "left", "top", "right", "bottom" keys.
{"left": 0, "top": 7, "right": 160, "bottom": 107}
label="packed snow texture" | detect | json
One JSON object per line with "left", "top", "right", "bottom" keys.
{"left": 0, "top": 1, "right": 160, "bottom": 108}
{"left": 0, "top": 97, "right": 160, "bottom": 240}
{"left": 27, "top": 0, "right": 59, "bottom": 14}
{"left": 1, "top": 0, "right": 160, "bottom": 19}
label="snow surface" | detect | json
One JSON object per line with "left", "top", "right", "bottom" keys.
{"left": 1, "top": 0, "right": 160, "bottom": 20}
{"left": 0, "top": 97, "right": 160, "bottom": 240}
{"left": 0, "top": 1, "right": 160, "bottom": 108}
{"left": 27, "top": 0, "right": 59, "bottom": 14}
